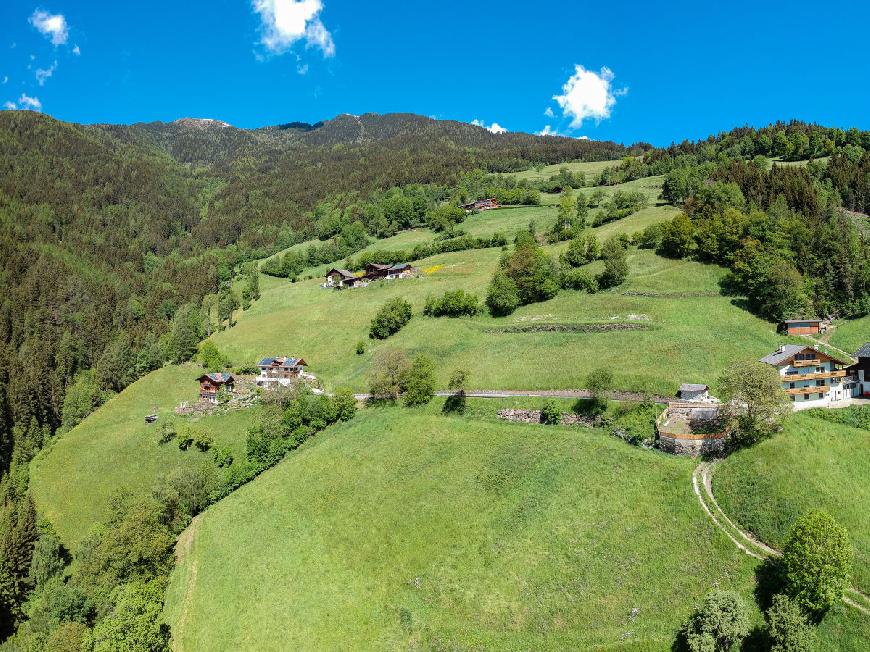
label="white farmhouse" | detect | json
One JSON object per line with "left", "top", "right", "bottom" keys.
{"left": 760, "top": 344, "right": 859, "bottom": 409}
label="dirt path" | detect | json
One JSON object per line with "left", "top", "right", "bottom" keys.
{"left": 692, "top": 462, "right": 870, "bottom": 616}
{"left": 172, "top": 515, "right": 202, "bottom": 652}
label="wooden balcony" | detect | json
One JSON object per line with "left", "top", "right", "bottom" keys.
{"left": 792, "top": 359, "right": 820, "bottom": 367}
{"left": 784, "top": 387, "right": 828, "bottom": 396}
{"left": 783, "top": 370, "right": 847, "bottom": 382}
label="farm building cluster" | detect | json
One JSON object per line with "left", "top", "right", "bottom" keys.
{"left": 324, "top": 262, "right": 417, "bottom": 289}
{"left": 189, "top": 355, "right": 312, "bottom": 411}
{"left": 657, "top": 342, "right": 870, "bottom": 456}
{"left": 461, "top": 198, "right": 500, "bottom": 212}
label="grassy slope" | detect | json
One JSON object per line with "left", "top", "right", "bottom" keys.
{"left": 830, "top": 315, "right": 870, "bottom": 355}
{"left": 211, "top": 246, "right": 780, "bottom": 395}
{"left": 714, "top": 411, "right": 870, "bottom": 592}
{"left": 30, "top": 364, "right": 256, "bottom": 550}
{"left": 164, "top": 405, "right": 759, "bottom": 651}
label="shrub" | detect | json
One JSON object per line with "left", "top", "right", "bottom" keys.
{"left": 177, "top": 429, "right": 194, "bottom": 451}
{"left": 194, "top": 433, "right": 213, "bottom": 452}
{"left": 560, "top": 230, "right": 601, "bottom": 267}
{"left": 355, "top": 340, "right": 366, "bottom": 355}
{"left": 369, "top": 298, "right": 413, "bottom": 339}
{"left": 597, "top": 237, "right": 629, "bottom": 289}
{"left": 423, "top": 289, "right": 480, "bottom": 317}
{"left": 540, "top": 399, "right": 561, "bottom": 425}
{"left": 782, "top": 510, "right": 852, "bottom": 617}
{"left": 368, "top": 348, "right": 411, "bottom": 401}
{"left": 682, "top": 590, "right": 751, "bottom": 652}
{"left": 212, "top": 446, "right": 234, "bottom": 468}
{"left": 560, "top": 268, "right": 598, "bottom": 293}
{"left": 157, "top": 421, "right": 176, "bottom": 445}
{"left": 403, "top": 355, "right": 436, "bottom": 407}
{"left": 443, "top": 368, "right": 468, "bottom": 415}
{"left": 332, "top": 387, "right": 358, "bottom": 421}
{"left": 766, "top": 594, "right": 815, "bottom": 652}
{"left": 197, "top": 341, "right": 229, "bottom": 371}
{"left": 486, "top": 271, "right": 520, "bottom": 316}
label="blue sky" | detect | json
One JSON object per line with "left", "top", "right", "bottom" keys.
{"left": 2, "top": 1, "right": 869, "bottom": 145}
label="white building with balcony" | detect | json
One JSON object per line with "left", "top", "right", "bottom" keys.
{"left": 760, "top": 344, "right": 859, "bottom": 409}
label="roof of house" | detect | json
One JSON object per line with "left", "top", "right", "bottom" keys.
{"left": 679, "top": 383, "right": 708, "bottom": 393}
{"left": 759, "top": 344, "right": 809, "bottom": 366}
{"left": 199, "top": 372, "right": 234, "bottom": 384}
{"left": 783, "top": 319, "right": 822, "bottom": 324}
{"left": 366, "top": 263, "right": 391, "bottom": 270}
{"left": 326, "top": 268, "right": 355, "bottom": 278}
{"left": 257, "top": 356, "right": 307, "bottom": 367}
{"left": 856, "top": 343, "right": 870, "bottom": 358}
{"left": 389, "top": 263, "right": 411, "bottom": 271}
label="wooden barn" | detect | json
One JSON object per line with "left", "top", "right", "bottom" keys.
{"left": 781, "top": 319, "right": 824, "bottom": 336}
{"left": 325, "top": 268, "right": 362, "bottom": 289}
{"left": 198, "top": 373, "right": 234, "bottom": 404}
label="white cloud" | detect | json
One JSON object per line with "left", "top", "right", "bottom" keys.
{"left": 4, "top": 94, "right": 42, "bottom": 112}
{"left": 30, "top": 10, "right": 69, "bottom": 46}
{"left": 537, "top": 125, "right": 559, "bottom": 136}
{"left": 72, "top": 44, "right": 80, "bottom": 55}
{"left": 35, "top": 60, "right": 57, "bottom": 86}
{"left": 577, "top": 135, "right": 590, "bottom": 140}
{"left": 253, "top": 0, "right": 335, "bottom": 56}
{"left": 544, "top": 107, "right": 554, "bottom": 118}
{"left": 471, "top": 118, "right": 507, "bottom": 134}
{"left": 553, "top": 64, "right": 626, "bottom": 128}
{"left": 1, "top": 76, "right": 7, "bottom": 84}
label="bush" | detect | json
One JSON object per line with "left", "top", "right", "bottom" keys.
{"left": 782, "top": 510, "right": 852, "bottom": 617}
{"left": 332, "top": 387, "right": 358, "bottom": 421}
{"left": 423, "top": 289, "right": 480, "bottom": 317}
{"left": 443, "top": 368, "right": 468, "bottom": 415}
{"left": 682, "top": 590, "right": 751, "bottom": 652}
{"left": 368, "top": 348, "right": 411, "bottom": 401}
{"left": 355, "top": 340, "right": 366, "bottom": 355}
{"left": 766, "top": 594, "right": 815, "bottom": 652}
{"left": 560, "top": 230, "right": 601, "bottom": 267}
{"left": 597, "top": 237, "right": 629, "bottom": 289}
{"left": 540, "top": 399, "right": 561, "bottom": 425}
{"left": 403, "top": 355, "right": 436, "bottom": 407}
{"left": 177, "top": 429, "right": 194, "bottom": 451}
{"left": 197, "top": 341, "right": 229, "bottom": 372}
{"left": 486, "top": 271, "right": 520, "bottom": 316}
{"left": 212, "top": 446, "right": 234, "bottom": 468}
{"left": 560, "top": 268, "right": 598, "bottom": 292}
{"left": 194, "top": 433, "right": 213, "bottom": 452}
{"left": 369, "top": 298, "right": 413, "bottom": 339}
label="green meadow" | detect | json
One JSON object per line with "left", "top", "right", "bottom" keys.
{"left": 30, "top": 364, "right": 257, "bottom": 550}
{"left": 715, "top": 410, "right": 870, "bottom": 593}
{"left": 163, "top": 404, "right": 868, "bottom": 650}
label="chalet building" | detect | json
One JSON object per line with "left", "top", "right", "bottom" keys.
{"left": 384, "top": 263, "right": 416, "bottom": 279}
{"left": 198, "top": 373, "right": 234, "bottom": 404}
{"left": 781, "top": 319, "right": 824, "bottom": 336}
{"left": 677, "top": 383, "right": 710, "bottom": 402}
{"left": 462, "top": 198, "right": 500, "bottom": 212}
{"left": 854, "top": 343, "right": 870, "bottom": 396}
{"left": 760, "top": 344, "right": 859, "bottom": 408}
{"left": 364, "top": 263, "right": 392, "bottom": 280}
{"left": 324, "top": 268, "right": 361, "bottom": 289}
{"left": 256, "top": 356, "right": 308, "bottom": 387}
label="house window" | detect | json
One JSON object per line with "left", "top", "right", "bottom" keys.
{"left": 789, "top": 382, "right": 795, "bottom": 389}
{"left": 790, "top": 396, "right": 795, "bottom": 402}
{"left": 804, "top": 394, "right": 809, "bottom": 400}
{"left": 818, "top": 393, "right": 824, "bottom": 399}
{"left": 816, "top": 380, "right": 825, "bottom": 387}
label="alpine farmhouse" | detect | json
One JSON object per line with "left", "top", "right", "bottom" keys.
{"left": 759, "top": 344, "right": 861, "bottom": 409}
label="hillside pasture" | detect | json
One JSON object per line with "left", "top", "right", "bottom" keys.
{"left": 164, "top": 406, "right": 759, "bottom": 650}
{"left": 714, "top": 410, "right": 870, "bottom": 593}
{"left": 30, "top": 364, "right": 257, "bottom": 550}
{"left": 211, "top": 247, "right": 781, "bottom": 396}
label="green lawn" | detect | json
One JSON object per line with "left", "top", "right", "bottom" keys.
{"left": 30, "top": 364, "right": 257, "bottom": 550}
{"left": 164, "top": 405, "right": 760, "bottom": 651}
{"left": 714, "top": 410, "right": 870, "bottom": 593}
